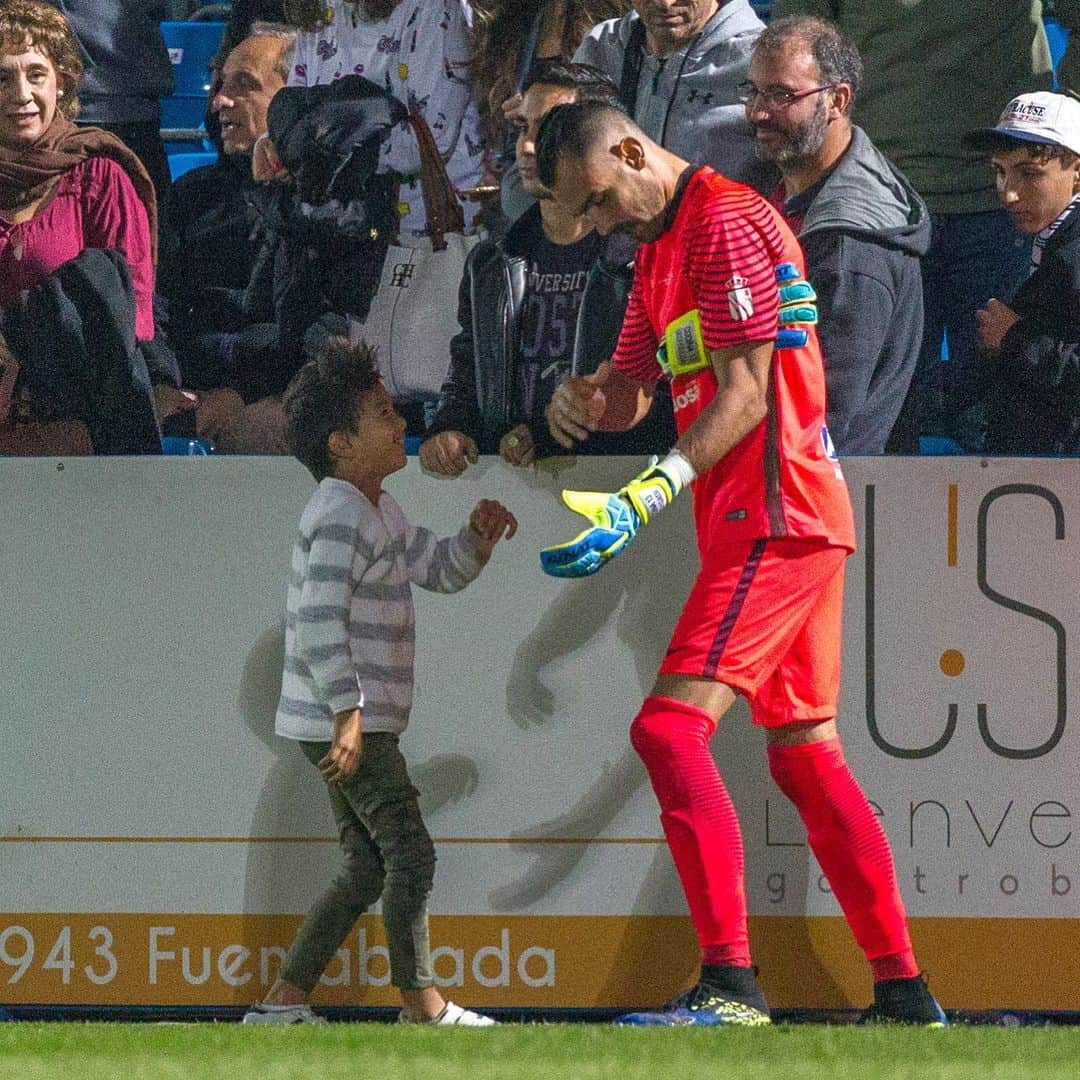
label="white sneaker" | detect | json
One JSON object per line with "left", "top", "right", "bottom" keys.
{"left": 242, "top": 1002, "right": 327, "bottom": 1025}
{"left": 398, "top": 1001, "right": 496, "bottom": 1026}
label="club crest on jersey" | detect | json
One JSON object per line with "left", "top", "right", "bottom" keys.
{"left": 725, "top": 276, "right": 754, "bottom": 321}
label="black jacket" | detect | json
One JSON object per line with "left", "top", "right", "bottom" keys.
{"left": 787, "top": 126, "right": 931, "bottom": 454}
{"left": 162, "top": 164, "right": 289, "bottom": 402}
{"left": 427, "top": 204, "right": 675, "bottom": 455}
{"left": 167, "top": 76, "right": 405, "bottom": 401}
{"left": 2, "top": 248, "right": 161, "bottom": 454}
{"left": 986, "top": 203, "right": 1080, "bottom": 454}
{"left": 161, "top": 155, "right": 265, "bottom": 307}
{"left": 265, "top": 75, "right": 404, "bottom": 361}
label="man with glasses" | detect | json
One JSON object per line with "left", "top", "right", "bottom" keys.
{"left": 772, "top": 0, "right": 1051, "bottom": 453}
{"left": 745, "top": 17, "right": 929, "bottom": 454}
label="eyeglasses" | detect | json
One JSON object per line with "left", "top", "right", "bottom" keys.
{"left": 736, "top": 81, "right": 837, "bottom": 110}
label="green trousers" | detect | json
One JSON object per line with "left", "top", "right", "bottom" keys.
{"left": 281, "top": 733, "right": 436, "bottom": 992}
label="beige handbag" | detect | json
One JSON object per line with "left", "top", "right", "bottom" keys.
{"left": 351, "top": 107, "right": 481, "bottom": 403}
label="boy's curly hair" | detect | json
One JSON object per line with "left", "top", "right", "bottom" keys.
{"left": 282, "top": 336, "right": 381, "bottom": 481}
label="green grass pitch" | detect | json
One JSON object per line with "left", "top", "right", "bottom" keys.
{"left": 2, "top": 1023, "right": 1080, "bottom": 1080}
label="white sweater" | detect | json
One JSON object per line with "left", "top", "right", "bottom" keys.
{"left": 276, "top": 478, "right": 484, "bottom": 741}
{"left": 287, "top": 0, "right": 484, "bottom": 236}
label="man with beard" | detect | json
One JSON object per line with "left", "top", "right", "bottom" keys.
{"left": 745, "top": 17, "right": 930, "bottom": 454}
{"left": 537, "top": 101, "right": 945, "bottom": 1027}
{"left": 772, "top": 0, "right": 1050, "bottom": 454}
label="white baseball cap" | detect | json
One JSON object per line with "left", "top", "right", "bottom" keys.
{"left": 964, "top": 91, "right": 1080, "bottom": 157}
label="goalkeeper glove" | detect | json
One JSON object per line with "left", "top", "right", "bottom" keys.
{"left": 540, "top": 452, "right": 695, "bottom": 578}
{"left": 775, "top": 262, "right": 818, "bottom": 349}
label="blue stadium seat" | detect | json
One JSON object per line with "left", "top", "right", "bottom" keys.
{"left": 160, "top": 21, "right": 225, "bottom": 127}
{"left": 918, "top": 436, "right": 964, "bottom": 456}
{"left": 161, "top": 22, "right": 225, "bottom": 173}
{"left": 161, "top": 96, "right": 210, "bottom": 130}
{"left": 161, "top": 436, "right": 216, "bottom": 455}
{"left": 1045, "top": 18, "right": 1070, "bottom": 87}
{"left": 167, "top": 149, "right": 218, "bottom": 180}
{"left": 161, "top": 21, "right": 225, "bottom": 94}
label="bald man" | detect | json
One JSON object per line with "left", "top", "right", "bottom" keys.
{"left": 164, "top": 27, "right": 295, "bottom": 303}
{"left": 536, "top": 102, "right": 945, "bottom": 1028}
{"left": 162, "top": 27, "right": 298, "bottom": 449}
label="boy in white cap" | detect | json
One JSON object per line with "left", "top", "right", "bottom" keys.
{"left": 964, "top": 92, "right": 1080, "bottom": 453}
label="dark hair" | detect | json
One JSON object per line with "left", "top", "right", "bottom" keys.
{"left": 755, "top": 16, "right": 863, "bottom": 107}
{"left": 984, "top": 136, "right": 1080, "bottom": 168}
{"left": 282, "top": 336, "right": 381, "bottom": 481}
{"left": 284, "top": 0, "right": 400, "bottom": 32}
{"left": 535, "top": 99, "right": 630, "bottom": 190}
{"left": 470, "top": 1, "right": 630, "bottom": 141}
{"left": 522, "top": 59, "right": 621, "bottom": 105}
{"left": 0, "top": 0, "right": 83, "bottom": 120}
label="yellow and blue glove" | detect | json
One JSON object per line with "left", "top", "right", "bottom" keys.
{"left": 775, "top": 262, "right": 817, "bottom": 349}
{"left": 540, "top": 456, "right": 687, "bottom": 577}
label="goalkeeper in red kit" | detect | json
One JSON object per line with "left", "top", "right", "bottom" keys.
{"left": 535, "top": 101, "right": 946, "bottom": 1027}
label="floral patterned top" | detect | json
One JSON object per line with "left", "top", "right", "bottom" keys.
{"left": 289, "top": 0, "right": 485, "bottom": 236}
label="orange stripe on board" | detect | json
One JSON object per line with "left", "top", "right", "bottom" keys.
{"left": 0, "top": 914, "right": 1074, "bottom": 1010}
{"left": 0, "top": 835, "right": 665, "bottom": 846}
{"left": 947, "top": 483, "right": 959, "bottom": 567}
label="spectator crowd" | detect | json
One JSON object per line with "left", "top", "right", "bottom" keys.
{"left": 0, "top": 0, "right": 1078, "bottom": 458}
{"left": 3, "top": 0, "right": 1077, "bottom": 1033}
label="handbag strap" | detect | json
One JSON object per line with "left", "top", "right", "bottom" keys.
{"left": 408, "top": 106, "right": 465, "bottom": 252}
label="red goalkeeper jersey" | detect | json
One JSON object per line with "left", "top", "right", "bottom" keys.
{"left": 612, "top": 167, "right": 856, "bottom": 555}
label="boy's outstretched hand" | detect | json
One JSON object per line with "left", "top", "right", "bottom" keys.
{"left": 468, "top": 499, "right": 518, "bottom": 556}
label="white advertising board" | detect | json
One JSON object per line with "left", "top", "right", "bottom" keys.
{"left": 0, "top": 455, "right": 1076, "bottom": 1010}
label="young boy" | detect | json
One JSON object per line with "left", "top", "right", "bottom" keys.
{"left": 244, "top": 337, "right": 516, "bottom": 1026}
{"left": 965, "top": 91, "right": 1080, "bottom": 453}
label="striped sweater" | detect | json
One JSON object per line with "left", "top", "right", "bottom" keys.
{"left": 276, "top": 477, "right": 485, "bottom": 741}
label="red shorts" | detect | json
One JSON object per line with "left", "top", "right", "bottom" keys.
{"left": 660, "top": 539, "right": 848, "bottom": 727}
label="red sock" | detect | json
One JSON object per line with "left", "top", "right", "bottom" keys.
{"left": 767, "top": 738, "right": 918, "bottom": 982}
{"left": 630, "top": 696, "right": 750, "bottom": 967}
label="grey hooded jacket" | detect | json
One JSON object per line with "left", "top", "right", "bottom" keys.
{"left": 50, "top": 1, "right": 173, "bottom": 124}
{"left": 784, "top": 125, "right": 931, "bottom": 454}
{"left": 574, "top": 0, "right": 768, "bottom": 189}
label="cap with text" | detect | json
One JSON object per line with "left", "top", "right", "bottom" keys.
{"left": 963, "top": 92, "right": 1080, "bottom": 157}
